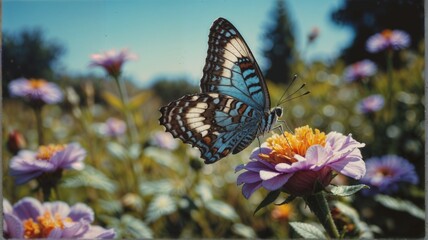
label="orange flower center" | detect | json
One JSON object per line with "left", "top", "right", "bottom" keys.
{"left": 23, "top": 211, "right": 72, "bottom": 238}
{"left": 36, "top": 144, "right": 66, "bottom": 160}
{"left": 28, "top": 79, "right": 48, "bottom": 89}
{"left": 381, "top": 29, "right": 393, "bottom": 39}
{"left": 271, "top": 204, "right": 293, "bottom": 221}
{"left": 259, "top": 125, "right": 326, "bottom": 165}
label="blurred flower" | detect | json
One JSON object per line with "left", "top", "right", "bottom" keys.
{"left": 99, "top": 117, "right": 127, "bottom": 137}
{"left": 6, "top": 130, "right": 27, "bottom": 155}
{"left": 307, "top": 27, "right": 320, "bottom": 43}
{"left": 360, "top": 155, "right": 419, "bottom": 195}
{"left": 357, "top": 94, "right": 385, "bottom": 114}
{"left": 366, "top": 29, "right": 411, "bottom": 53}
{"left": 9, "top": 143, "right": 86, "bottom": 184}
{"left": 271, "top": 204, "right": 293, "bottom": 221}
{"left": 8, "top": 78, "right": 63, "bottom": 105}
{"left": 236, "top": 126, "right": 365, "bottom": 198}
{"left": 3, "top": 197, "right": 115, "bottom": 239}
{"left": 90, "top": 49, "right": 137, "bottom": 78}
{"left": 343, "top": 60, "right": 377, "bottom": 82}
{"left": 150, "top": 131, "right": 178, "bottom": 150}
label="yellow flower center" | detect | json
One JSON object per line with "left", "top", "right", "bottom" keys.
{"left": 23, "top": 211, "right": 72, "bottom": 238}
{"left": 28, "top": 79, "right": 48, "bottom": 89}
{"left": 381, "top": 29, "right": 393, "bottom": 39}
{"left": 36, "top": 144, "right": 66, "bottom": 160}
{"left": 259, "top": 125, "right": 326, "bottom": 165}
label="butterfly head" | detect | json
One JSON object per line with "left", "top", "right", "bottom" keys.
{"left": 274, "top": 107, "right": 283, "bottom": 118}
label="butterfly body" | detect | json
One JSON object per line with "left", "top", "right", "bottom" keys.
{"left": 159, "top": 18, "right": 282, "bottom": 163}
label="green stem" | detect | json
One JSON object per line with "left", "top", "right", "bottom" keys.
{"left": 33, "top": 106, "right": 44, "bottom": 145}
{"left": 113, "top": 76, "right": 138, "bottom": 143}
{"left": 386, "top": 49, "right": 394, "bottom": 114}
{"left": 304, "top": 192, "right": 339, "bottom": 239}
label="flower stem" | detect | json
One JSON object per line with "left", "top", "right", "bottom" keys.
{"left": 386, "top": 49, "right": 394, "bottom": 118}
{"left": 304, "top": 192, "right": 339, "bottom": 239}
{"left": 33, "top": 106, "right": 44, "bottom": 145}
{"left": 114, "top": 76, "right": 138, "bottom": 143}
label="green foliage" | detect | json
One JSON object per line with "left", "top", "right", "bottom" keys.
{"left": 329, "top": 184, "right": 369, "bottom": 196}
{"left": 151, "top": 79, "right": 199, "bottom": 104}
{"left": 289, "top": 222, "right": 326, "bottom": 238}
{"left": 375, "top": 195, "right": 425, "bottom": 220}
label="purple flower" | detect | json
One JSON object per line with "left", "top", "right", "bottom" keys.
{"left": 366, "top": 29, "right": 411, "bottom": 53}
{"left": 9, "top": 78, "right": 63, "bottom": 104}
{"left": 3, "top": 197, "right": 115, "bottom": 239}
{"left": 9, "top": 143, "right": 86, "bottom": 184}
{"left": 98, "top": 117, "right": 127, "bottom": 137}
{"left": 343, "top": 60, "right": 377, "bottom": 82}
{"left": 357, "top": 94, "right": 385, "bottom": 114}
{"left": 236, "top": 126, "right": 366, "bottom": 198}
{"left": 151, "top": 131, "right": 178, "bottom": 150}
{"left": 360, "top": 155, "right": 419, "bottom": 195}
{"left": 90, "top": 49, "right": 137, "bottom": 78}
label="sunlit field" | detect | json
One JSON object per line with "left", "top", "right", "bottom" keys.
{"left": 3, "top": 0, "right": 424, "bottom": 238}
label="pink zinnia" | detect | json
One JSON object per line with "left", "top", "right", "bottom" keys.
{"left": 90, "top": 49, "right": 137, "bottom": 78}
{"left": 3, "top": 197, "right": 115, "bottom": 238}
{"left": 236, "top": 126, "right": 366, "bottom": 198}
{"left": 9, "top": 78, "right": 63, "bottom": 105}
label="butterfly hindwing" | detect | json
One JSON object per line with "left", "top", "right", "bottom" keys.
{"left": 159, "top": 93, "right": 262, "bottom": 163}
{"left": 201, "top": 18, "right": 271, "bottom": 111}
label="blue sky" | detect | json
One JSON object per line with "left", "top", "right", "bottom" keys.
{"left": 4, "top": 0, "right": 352, "bottom": 87}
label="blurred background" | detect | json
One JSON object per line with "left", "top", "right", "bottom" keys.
{"left": 3, "top": 0, "right": 425, "bottom": 238}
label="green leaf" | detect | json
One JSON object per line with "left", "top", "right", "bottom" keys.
{"left": 61, "top": 165, "right": 117, "bottom": 193}
{"left": 98, "top": 199, "right": 123, "bottom": 214}
{"left": 121, "top": 214, "right": 153, "bottom": 239}
{"left": 145, "top": 194, "right": 177, "bottom": 222}
{"left": 144, "top": 147, "right": 181, "bottom": 172}
{"left": 254, "top": 190, "right": 280, "bottom": 215}
{"left": 106, "top": 142, "right": 127, "bottom": 161}
{"left": 205, "top": 200, "right": 239, "bottom": 221}
{"left": 375, "top": 194, "right": 424, "bottom": 220}
{"left": 232, "top": 223, "right": 257, "bottom": 238}
{"left": 127, "top": 91, "right": 152, "bottom": 111}
{"left": 289, "top": 222, "right": 325, "bottom": 239}
{"left": 276, "top": 195, "right": 296, "bottom": 205}
{"left": 329, "top": 184, "right": 369, "bottom": 196}
{"left": 101, "top": 91, "right": 124, "bottom": 110}
{"left": 139, "top": 180, "right": 174, "bottom": 196}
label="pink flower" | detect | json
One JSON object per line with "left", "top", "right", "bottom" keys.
{"left": 98, "top": 117, "right": 127, "bottom": 137}
{"left": 366, "top": 29, "right": 410, "bottom": 53}
{"left": 90, "top": 49, "right": 137, "bottom": 78}
{"left": 3, "top": 197, "right": 115, "bottom": 238}
{"left": 9, "top": 143, "right": 86, "bottom": 184}
{"left": 357, "top": 94, "right": 385, "bottom": 114}
{"left": 9, "top": 78, "right": 63, "bottom": 105}
{"left": 236, "top": 126, "right": 366, "bottom": 198}
{"left": 343, "top": 60, "right": 377, "bottom": 83}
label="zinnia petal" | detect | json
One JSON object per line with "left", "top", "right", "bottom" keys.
{"left": 262, "top": 173, "right": 293, "bottom": 191}
{"left": 4, "top": 213, "right": 24, "bottom": 238}
{"left": 12, "top": 197, "right": 43, "bottom": 221}
{"left": 242, "top": 182, "right": 262, "bottom": 199}
{"left": 237, "top": 171, "right": 261, "bottom": 185}
{"left": 329, "top": 156, "right": 366, "bottom": 179}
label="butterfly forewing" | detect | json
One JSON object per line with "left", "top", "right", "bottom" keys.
{"left": 201, "top": 18, "right": 271, "bottom": 111}
{"left": 160, "top": 18, "right": 276, "bottom": 163}
{"left": 159, "top": 93, "right": 262, "bottom": 163}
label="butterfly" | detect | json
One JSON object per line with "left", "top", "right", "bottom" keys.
{"left": 159, "top": 17, "right": 283, "bottom": 164}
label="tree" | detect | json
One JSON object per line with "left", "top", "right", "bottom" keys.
{"left": 3, "top": 28, "right": 65, "bottom": 96}
{"left": 262, "top": 0, "right": 296, "bottom": 85}
{"left": 331, "top": 0, "right": 424, "bottom": 65}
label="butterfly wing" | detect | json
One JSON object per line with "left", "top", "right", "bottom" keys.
{"left": 201, "top": 17, "right": 271, "bottom": 112}
{"left": 159, "top": 93, "right": 262, "bottom": 163}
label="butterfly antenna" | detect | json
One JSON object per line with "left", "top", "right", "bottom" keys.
{"left": 278, "top": 86, "right": 310, "bottom": 106}
{"left": 276, "top": 74, "right": 298, "bottom": 107}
